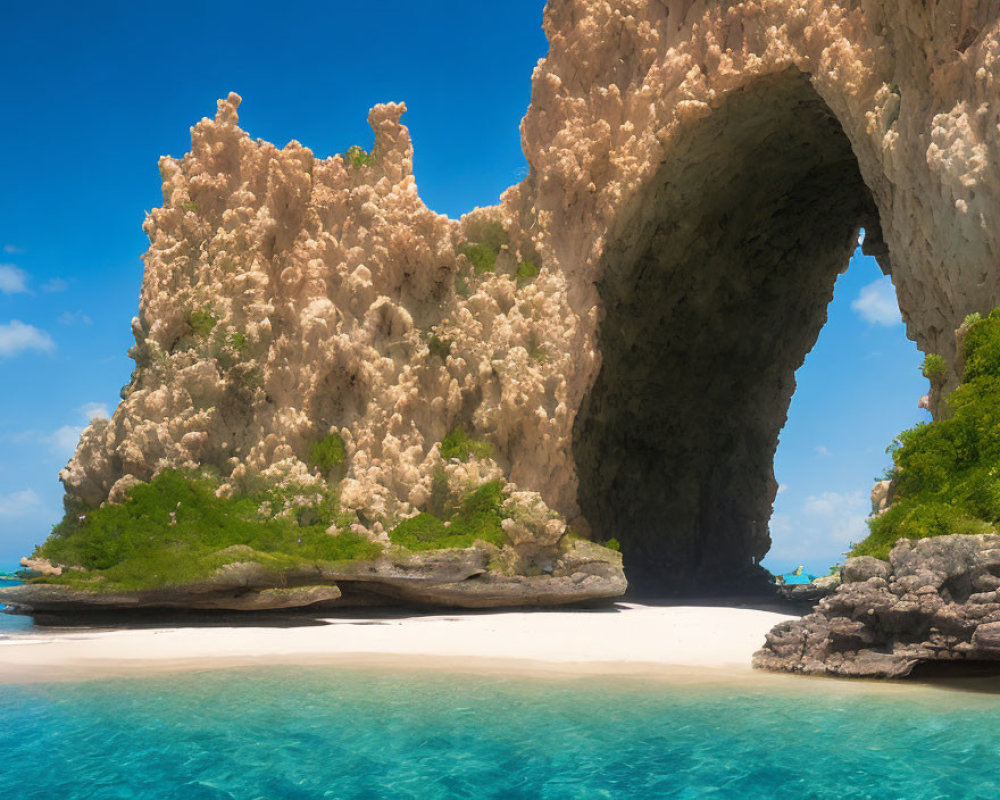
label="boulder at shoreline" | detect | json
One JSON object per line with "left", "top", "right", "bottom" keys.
{"left": 754, "top": 534, "right": 1000, "bottom": 678}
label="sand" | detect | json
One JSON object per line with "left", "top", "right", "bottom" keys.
{"left": 0, "top": 603, "right": 804, "bottom": 684}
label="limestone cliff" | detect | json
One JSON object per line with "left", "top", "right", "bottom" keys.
{"left": 41, "top": 1, "right": 1000, "bottom": 597}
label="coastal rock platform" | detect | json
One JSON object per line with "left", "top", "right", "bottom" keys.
{"left": 754, "top": 535, "right": 1000, "bottom": 678}
{"left": 0, "top": 543, "right": 626, "bottom": 616}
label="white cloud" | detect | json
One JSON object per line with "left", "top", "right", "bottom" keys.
{"left": 45, "top": 403, "right": 111, "bottom": 459}
{"left": 851, "top": 276, "right": 902, "bottom": 326}
{"left": 4, "top": 403, "right": 112, "bottom": 460}
{"left": 2, "top": 244, "right": 24, "bottom": 255}
{"left": 80, "top": 402, "right": 109, "bottom": 421}
{"left": 0, "top": 489, "right": 42, "bottom": 518}
{"left": 58, "top": 311, "right": 93, "bottom": 326}
{"left": 0, "top": 264, "right": 28, "bottom": 294}
{"left": 769, "top": 490, "right": 869, "bottom": 564}
{"left": 48, "top": 425, "right": 84, "bottom": 457}
{"left": 0, "top": 320, "right": 55, "bottom": 358}
{"left": 814, "top": 445, "right": 830, "bottom": 456}
{"left": 777, "top": 484, "right": 788, "bottom": 495}
{"left": 41, "top": 278, "right": 69, "bottom": 293}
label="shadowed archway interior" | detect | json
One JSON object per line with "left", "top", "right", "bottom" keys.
{"left": 573, "top": 69, "right": 888, "bottom": 595}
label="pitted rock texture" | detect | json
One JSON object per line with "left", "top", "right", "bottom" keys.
{"left": 57, "top": 1, "right": 1000, "bottom": 594}
{"left": 754, "top": 535, "right": 1000, "bottom": 678}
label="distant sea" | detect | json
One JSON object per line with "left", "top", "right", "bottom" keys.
{"left": 0, "top": 569, "right": 33, "bottom": 637}
{"left": 1, "top": 665, "right": 998, "bottom": 798}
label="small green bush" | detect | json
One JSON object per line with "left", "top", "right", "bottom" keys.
{"left": 427, "top": 465, "right": 452, "bottom": 518}
{"left": 516, "top": 260, "right": 540, "bottom": 284}
{"left": 226, "top": 331, "right": 247, "bottom": 353}
{"left": 307, "top": 433, "right": 347, "bottom": 472}
{"left": 428, "top": 335, "right": 452, "bottom": 361}
{"left": 459, "top": 221, "right": 510, "bottom": 275}
{"left": 961, "top": 308, "right": 1000, "bottom": 382}
{"left": 850, "top": 310, "right": 1000, "bottom": 559}
{"left": 389, "top": 479, "right": 506, "bottom": 551}
{"left": 963, "top": 312, "right": 983, "bottom": 329}
{"left": 34, "top": 470, "right": 380, "bottom": 591}
{"left": 603, "top": 537, "right": 621, "bottom": 552}
{"left": 460, "top": 243, "right": 498, "bottom": 274}
{"left": 345, "top": 145, "right": 374, "bottom": 168}
{"left": 921, "top": 353, "right": 946, "bottom": 381}
{"left": 189, "top": 307, "right": 216, "bottom": 338}
{"left": 440, "top": 428, "right": 494, "bottom": 462}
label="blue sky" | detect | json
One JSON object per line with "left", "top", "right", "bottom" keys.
{"left": 0, "top": 1, "right": 926, "bottom": 573}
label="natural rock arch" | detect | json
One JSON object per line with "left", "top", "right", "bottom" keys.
{"left": 51, "top": 1, "right": 1000, "bottom": 603}
{"left": 572, "top": 68, "right": 884, "bottom": 592}
{"left": 507, "top": 0, "right": 1000, "bottom": 594}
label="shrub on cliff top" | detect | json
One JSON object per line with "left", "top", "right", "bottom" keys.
{"left": 851, "top": 310, "right": 1000, "bottom": 560}
{"left": 389, "top": 479, "right": 506, "bottom": 551}
{"left": 440, "top": 428, "right": 494, "bottom": 462}
{"left": 35, "top": 470, "right": 379, "bottom": 590}
{"left": 345, "top": 145, "right": 374, "bottom": 168}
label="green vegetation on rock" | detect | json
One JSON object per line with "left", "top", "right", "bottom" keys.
{"left": 307, "top": 432, "right": 347, "bottom": 472}
{"left": 427, "top": 334, "right": 452, "bottom": 361}
{"left": 963, "top": 312, "right": 983, "bottom": 329}
{"left": 459, "top": 220, "right": 509, "bottom": 274}
{"left": 851, "top": 310, "right": 1000, "bottom": 560}
{"left": 34, "top": 470, "right": 379, "bottom": 591}
{"left": 440, "top": 427, "right": 494, "bottom": 462}
{"left": 388, "top": 479, "right": 506, "bottom": 551}
{"left": 516, "top": 260, "right": 540, "bottom": 284}
{"left": 345, "top": 145, "right": 374, "bottom": 168}
{"left": 921, "top": 353, "right": 946, "bottom": 381}
{"left": 460, "top": 242, "right": 499, "bottom": 274}
{"left": 189, "top": 307, "right": 216, "bottom": 337}
{"left": 226, "top": 331, "right": 247, "bottom": 353}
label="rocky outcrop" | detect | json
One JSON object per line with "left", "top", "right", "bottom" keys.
{"left": 776, "top": 574, "right": 841, "bottom": 603}
{"left": 754, "top": 535, "right": 1000, "bottom": 678}
{"left": 2, "top": 541, "right": 625, "bottom": 615}
{"left": 40, "top": 1, "right": 1000, "bottom": 596}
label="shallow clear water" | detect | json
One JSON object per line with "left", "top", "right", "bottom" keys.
{"left": 0, "top": 572, "right": 33, "bottom": 637}
{"left": 2, "top": 666, "right": 999, "bottom": 799}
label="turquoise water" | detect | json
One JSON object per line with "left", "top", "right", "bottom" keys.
{"left": 2, "top": 667, "right": 999, "bottom": 799}
{"left": 0, "top": 571, "right": 33, "bottom": 637}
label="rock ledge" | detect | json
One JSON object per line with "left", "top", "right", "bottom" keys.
{"left": 754, "top": 535, "right": 1000, "bottom": 678}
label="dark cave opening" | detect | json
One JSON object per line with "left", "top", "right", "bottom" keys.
{"left": 573, "top": 69, "right": 888, "bottom": 596}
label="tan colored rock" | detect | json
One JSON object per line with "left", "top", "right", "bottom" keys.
{"left": 19, "top": 557, "right": 62, "bottom": 577}
{"left": 54, "top": 1, "right": 1000, "bottom": 595}
{"left": 870, "top": 479, "right": 893, "bottom": 516}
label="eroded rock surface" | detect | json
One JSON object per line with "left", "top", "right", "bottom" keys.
{"left": 47, "top": 1, "right": 1000, "bottom": 597}
{"left": 754, "top": 536, "right": 1000, "bottom": 678}
{"left": 1, "top": 543, "right": 625, "bottom": 614}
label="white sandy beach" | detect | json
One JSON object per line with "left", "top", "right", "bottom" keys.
{"left": 0, "top": 603, "right": 798, "bottom": 684}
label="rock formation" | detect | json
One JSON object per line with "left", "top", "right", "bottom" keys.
{"left": 754, "top": 535, "right": 1000, "bottom": 678}
{"left": 2, "top": 540, "right": 624, "bottom": 614}
{"left": 20, "top": 1, "right": 1000, "bottom": 600}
